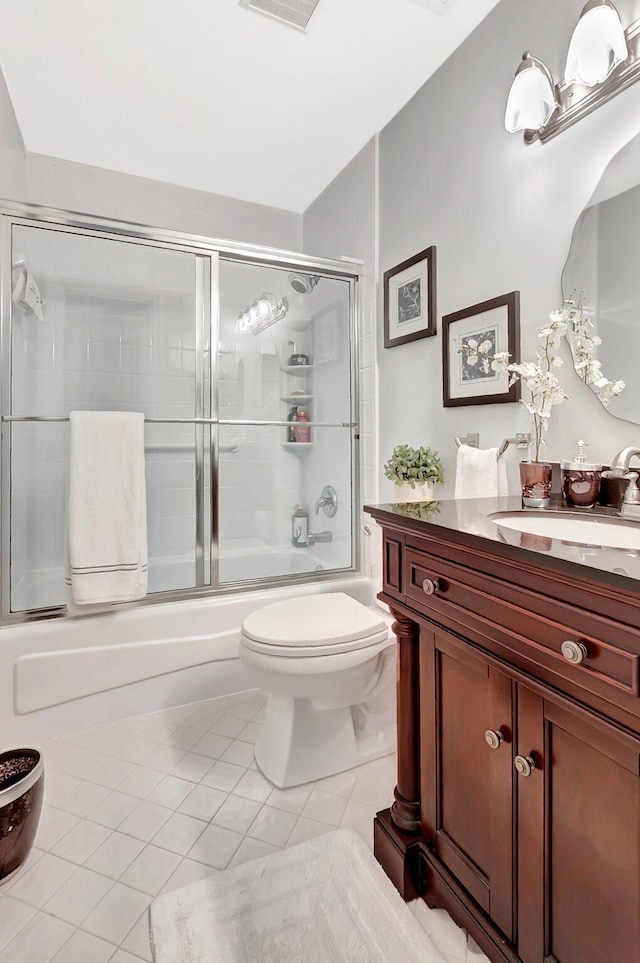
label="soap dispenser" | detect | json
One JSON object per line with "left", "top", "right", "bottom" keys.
{"left": 561, "top": 440, "right": 602, "bottom": 508}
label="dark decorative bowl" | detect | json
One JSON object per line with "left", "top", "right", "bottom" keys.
{"left": 0, "top": 748, "right": 44, "bottom": 884}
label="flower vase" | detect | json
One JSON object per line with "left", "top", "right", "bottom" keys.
{"left": 394, "top": 481, "right": 434, "bottom": 503}
{"left": 519, "top": 439, "right": 552, "bottom": 509}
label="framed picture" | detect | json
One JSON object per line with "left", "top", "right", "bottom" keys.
{"left": 383, "top": 246, "right": 436, "bottom": 348}
{"left": 442, "top": 291, "right": 520, "bottom": 407}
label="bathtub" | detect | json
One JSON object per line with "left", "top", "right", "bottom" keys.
{"left": 11, "top": 546, "right": 334, "bottom": 611}
{"left": 0, "top": 558, "right": 374, "bottom": 748}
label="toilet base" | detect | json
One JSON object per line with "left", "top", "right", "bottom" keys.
{"left": 254, "top": 694, "right": 396, "bottom": 789}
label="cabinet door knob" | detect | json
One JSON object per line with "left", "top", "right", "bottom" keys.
{"left": 485, "top": 729, "right": 504, "bottom": 750}
{"left": 514, "top": 755, "right": 536, "bottom": 777}
{"left": 422, "top": 578, "right": 440, "bottom": 596}
{"left": 561, "top": 640, "right": 588, "bottom": 665}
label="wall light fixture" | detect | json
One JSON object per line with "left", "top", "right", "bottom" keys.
{"left": 505, "top": 0, "right": 638, "bottom": 144}
{"left": 236, "top": 292, "right": 288, "bottom": 335}
{"left": 505, "top": 53, "right": 559, "bottom": 134}
{"left": 565, "top": 0, "right": 628, "bottom": 86}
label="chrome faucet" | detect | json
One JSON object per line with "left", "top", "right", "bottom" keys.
{"left": 608, "top": 448, "right": 640, "bottom": 519}
{"left": 609, "top": 447, "right": 640, "bottom": 474}
{"left": 314, "top": 485, "right": 338, "bottom": 517}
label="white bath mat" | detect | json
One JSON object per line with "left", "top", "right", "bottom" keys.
{"left": 149, "top": 828, "right": 445, "bottom": 963}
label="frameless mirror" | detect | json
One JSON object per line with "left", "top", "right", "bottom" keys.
{"left": 562, "top": 129, "right": 640, "bottom": 425}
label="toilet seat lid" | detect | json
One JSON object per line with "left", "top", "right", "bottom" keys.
{"left": 241, "top": 592, "right": 388, "bottom": 649}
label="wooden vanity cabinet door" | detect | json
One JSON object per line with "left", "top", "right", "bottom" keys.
{"left": 517, "top": 689, "right": 640, "bottom": 963}
{"left": 421, "top": 627, "right": 515, "bottom": 942}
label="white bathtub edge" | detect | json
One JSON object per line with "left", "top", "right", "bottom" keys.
{"left": 14, "top": 630, "right": 239, "bottom": 714}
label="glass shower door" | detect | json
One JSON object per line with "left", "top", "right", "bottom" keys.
{"left": 7, "top": 223, "right": 212, "bottom": 613}
{"left": 2, "top": 211, "right": 359, "bottom": 621}
{"left": 216, "top": 258, "right": 355, "bottom": 585}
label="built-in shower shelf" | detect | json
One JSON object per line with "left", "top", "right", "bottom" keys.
{"left": 281, "top": 442, "right": 314, "bottom": 454}
{"left": 281, "top": 365, "right": 313, "bottom": 376}
{"left": 281, "top": 394, "right": 313, "bottom": 404}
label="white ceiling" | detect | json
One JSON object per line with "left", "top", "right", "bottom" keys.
{"left": 0, "top": 0, "right": 500, "bottom": 213}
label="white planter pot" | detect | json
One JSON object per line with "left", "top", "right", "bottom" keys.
{"left": 393, "top": 482, "right": 434, "bottom": 503}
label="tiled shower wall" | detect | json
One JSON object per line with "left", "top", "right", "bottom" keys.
{"left": 217, "top": 262, "right": 303, "bottom": 562}
{"left": 11, "top": 229, "right": 202, "bottom": 610}
{"left": 10, "top": 236, "right": 359, "bottom": 612}
{"left": 217, "top": 261, "right": 353, "bottom": 576}
{"left": 295, "top": 279, "right": 354, "bottom": 572}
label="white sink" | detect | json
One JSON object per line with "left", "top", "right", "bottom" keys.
{"left": 488, "top": 511, "right": 640, "bottom": 551}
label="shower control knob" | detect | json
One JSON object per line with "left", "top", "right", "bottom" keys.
{"left": 561, "top": 640, "right": 588, "bottom": 665}
{"left": 485, "top": 729, "right": 504, "bottom": 750}
{"left": 514, "top": 755, "right": 536, "bottom": 777}
{"left": 422, "top": 578, "right": 440, "bottom": 596}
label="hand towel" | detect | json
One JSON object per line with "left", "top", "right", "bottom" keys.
{"left": 455, "top": 444, "right": 509, "bottom": 499}
{"left": 66, "top": 411, "right": 148, "bottom": 605}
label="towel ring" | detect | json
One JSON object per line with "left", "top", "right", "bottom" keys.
{"left": 456, "top": 433, "right": 531, "bottom": 458}
{"left": 498, "top": 433, "right": 531, "bottom": 459}
{"left": 455, "top": 433, "right": 480, "bottom": 449}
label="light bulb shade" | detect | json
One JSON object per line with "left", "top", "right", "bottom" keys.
{"left": 505, "top": 54, "right": 557, "bottom": 133}
{"left": 248, "top": 305, "right": 259, "bottom": 327}
{"left": 256, "top": 298, "right": 270, "bottom": 320}
{"left": 564, "top": 1, "right": 628, "bottom": 87}
{"left": 236, "top": 312, "right": 249, "bottom": 332}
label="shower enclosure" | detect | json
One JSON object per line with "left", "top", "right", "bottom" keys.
{"left": 0, "top": 201, "right": 360, "bottom": 623}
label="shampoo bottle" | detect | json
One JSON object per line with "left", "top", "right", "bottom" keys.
{"left": 294, "top": 410, "right": 311, "bottom": 443}
{"left": 287, "top": 406, "right": 298, "bottom": 442}
{"left": 292, "top": 506, "right": 308, "bottom": 548}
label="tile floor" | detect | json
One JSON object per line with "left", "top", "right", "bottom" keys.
{"left": 0, "top": 689, "right": 490, "bottom": 963}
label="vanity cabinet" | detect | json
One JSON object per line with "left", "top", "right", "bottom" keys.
{"left": 368, "top": 503, "right": 640, "bottom": 963}
{"left": 421, "top": 628, "right": 515, "bottom": 942}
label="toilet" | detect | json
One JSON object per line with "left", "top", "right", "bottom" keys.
{"left": 240, "top": 592, "right": 396, "bottom": 789}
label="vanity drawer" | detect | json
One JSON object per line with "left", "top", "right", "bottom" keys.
{"left": 404, "top": 546, "right": 640, "bottom": 702}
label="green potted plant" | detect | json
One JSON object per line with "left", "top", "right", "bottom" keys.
{"left": 384, "top": 444, "right": 444, "bottom": 502}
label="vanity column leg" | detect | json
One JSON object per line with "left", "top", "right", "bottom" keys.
{"left": 390, "top": 610, "right": 421, "bottom": 832}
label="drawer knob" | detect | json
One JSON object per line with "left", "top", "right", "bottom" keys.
{"left": 514, "top": 755, "right": 536, "bottom": 777}
{"left": 561, "top": 640, "right": 588, "bottom": 665}
{"left": 485, "top": 729, "right": 504, "bottom": 750}
{"left": 422, "top": 578, "right": 440, "bottom": 596}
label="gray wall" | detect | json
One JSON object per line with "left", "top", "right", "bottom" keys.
{"left": 0, "top": 67, "right": 301, "bottom": 250}
{"left": 0, "top": 64, "right": 26, "bottom": 201}
{"left": 377, "top": 0, "right": 640, "bottom": 496}
{"left": 303, "top": 138, "right": 380, "bottom": 583}
{"left": 0, "top": 63, "right": 23, "bottom": 152}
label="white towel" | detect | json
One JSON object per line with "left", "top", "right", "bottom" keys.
{"left": 455, "top": 444, "right": 509, "bottom": 499}
{"left": 66, "top": 411, "right": 148, "bottom": 605}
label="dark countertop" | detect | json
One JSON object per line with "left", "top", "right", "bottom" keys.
{"left": 365, "top": 496, "right": 640, "bottom": 592}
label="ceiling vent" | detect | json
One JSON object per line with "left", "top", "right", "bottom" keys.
{"left": 407, "top": 0, "right": 460, "bottom": 14}
{"left": 239, "top": 0, "right": 320, "bottom": 31}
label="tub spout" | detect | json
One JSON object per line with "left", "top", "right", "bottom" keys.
{"left": 308, "top": 531, "right": 332, "bottom": 545}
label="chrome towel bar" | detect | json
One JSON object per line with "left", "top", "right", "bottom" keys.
{"left": 1, "top": 415, "right": 357, "bottom": 429}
